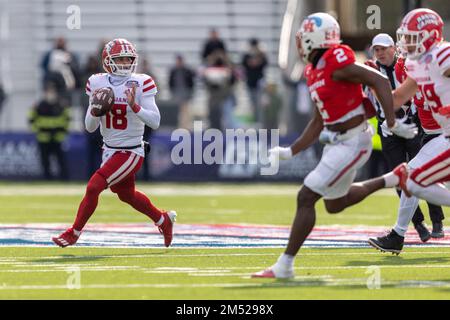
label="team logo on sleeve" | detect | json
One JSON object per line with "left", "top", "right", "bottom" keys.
{"left": 125, "top": 80, "right": 140, "bottom": 88}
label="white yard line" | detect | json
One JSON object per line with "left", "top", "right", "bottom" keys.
{"left": 1, "top": 250, "right": 450, "bottom": 261}
{"left": 0, "top": 184, "right": 399, "bottom": 197}
{"left": 0, "top": 278, "right": 449, "bottom": 290}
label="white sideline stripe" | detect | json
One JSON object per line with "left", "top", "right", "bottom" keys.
{"left": 0, "top": 185, "right": 399, "bottom": 197}
{"left": 2, "top": 264, "right": 450, "bottom": 274}
{"left": 109, "top": 154, "right": 141, "bottom": 186}
{"left": 1, "top": 280, "right": 450, "bottom": 290}
{"left": 106, "top": 153, "right": 136, "bottom": 184}
{"left": 2, "top": 250, "right": 450, "bottom": 261}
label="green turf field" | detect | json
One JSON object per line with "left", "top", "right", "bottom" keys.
{"left": 0, "top": 183, "right": 450, "bottom": 299}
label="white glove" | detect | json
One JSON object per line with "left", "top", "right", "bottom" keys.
{"left": 380, "top": 120, "right": 393, "bottom": 138}
{"left": 387, "top": 118, "right": 418, "bottom": 139}
{"left": 268, "top": 146, "right": 293, "bottom": 163}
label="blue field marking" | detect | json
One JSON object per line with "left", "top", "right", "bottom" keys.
{"left": 0, "top": 224, "right": 449, "bottom": 248}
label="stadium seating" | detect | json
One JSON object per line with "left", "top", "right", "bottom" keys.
{"left": 1, "top": 0, "right": 287, "bottom": 130}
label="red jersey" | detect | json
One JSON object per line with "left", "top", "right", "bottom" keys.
{"left": 414, "top": 90, "right": 442, "bottom": 134}
{"left": 305, "top": 44, "right": 364, "bottom": 124}
{"left": 396, "top": 56, "right": 442, "bottom": 133}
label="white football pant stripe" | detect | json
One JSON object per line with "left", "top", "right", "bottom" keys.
{"left": 106, "top": 153, "right": 136, "bottom": 184}
{"left": 109, "top": 154, "right": 141, "bottom": 186}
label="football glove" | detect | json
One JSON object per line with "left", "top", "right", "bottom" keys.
{"left": 268, "top": 146, "right": 293, "bottom": 163}
{"left": 381, "top": 118, "right": 418, "bottom": 139}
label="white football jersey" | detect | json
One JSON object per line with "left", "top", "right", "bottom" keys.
{"left": 85, "top": 73, "right": 157, "bottom": 148}
{"left": 405, "top": 42, "right": 450, "bottom": 129}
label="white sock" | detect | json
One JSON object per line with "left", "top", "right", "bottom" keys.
{"left": 73, "top": 229, "right": 82, "bottom": 236}
{"left": 155, "top": 216, "right": 164, "bottom": 226}
{"left": 393, "top": 193, "right": 420, "bottom": 237}
{"left": 277, "top": 253, "right": 295, "bottom": 268}
{"left": 383, "top": 172, "right": 399, "bottom": 188}
{"left": 408, "top": 179, "right": 450, "bottom": 206}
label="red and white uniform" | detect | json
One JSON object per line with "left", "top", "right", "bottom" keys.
{"left": 303, "top": 45, "right": 373, "bottom": 199}
{"left": 305, "top": 44, "right": 365, "bottom": 124}
{"left": 405, "top": 42, "right": 450, "bottom": 186}
{"left": 85, "top": 73, "right": 160, "bottom": 186}
{"left": 405, "top": 42, "right": 450, "bottom": 129}
{"left": 414, "top": 90, "right": 442, "bottom": 134}
{"left": 86, "top": 73, "right": 158, "bottom": 154}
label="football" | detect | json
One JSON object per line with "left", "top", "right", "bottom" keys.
{"left": 90, "top": 87, "right": 115, "bottom": 117}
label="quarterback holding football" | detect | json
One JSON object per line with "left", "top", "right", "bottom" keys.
{"left": 52, "top": 38, "right": 176, "bottom": 248}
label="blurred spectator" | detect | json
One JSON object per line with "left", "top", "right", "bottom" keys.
{"left": 241, "top": 38, "right": 268, "bottom": 123}
{"left": 169, "top": 55, "right": 195, "bottom": 130}
{"left": 28, "top": 84, "right": 70, "bottom": 180}
{"left": 0, "top": 83, "right": 5, "bottom": 116}
{"left": 202, "top": 51, "right": 237, "bottom": 130}
{"left": 81, "top": 54, "right": 103, "bottom": 178}
{"left": 260, "top": 82, "right": 282, "bottom": 130}
{"left": 41, "top": 37, "right": 81, "bottom": 105}
{"left": 201, "top": 28, "right": 227, "bottom": 63}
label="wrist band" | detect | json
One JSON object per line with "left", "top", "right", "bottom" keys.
{"left": 131, "top": 103, "right": 141, "bottom": 113}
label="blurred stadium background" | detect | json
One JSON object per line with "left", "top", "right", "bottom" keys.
{"left": 0, "top": 0, "right": 449, "bottom": 183}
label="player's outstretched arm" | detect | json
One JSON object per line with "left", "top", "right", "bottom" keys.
{"left": 392, "top": 76, "right": 418, "bottom": 109}
{"left": 290, "top": 107, "right": 324, "bottom": 156}
{"left": 332, "top": 62, "right": 396, "bottom": 128}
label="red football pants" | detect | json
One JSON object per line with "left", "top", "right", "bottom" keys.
{"left": 73, "top": 151, "right": 163, "bottom": 231}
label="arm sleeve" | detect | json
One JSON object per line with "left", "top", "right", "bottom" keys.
{"left": 84, "top": 91, "right": 101, "bottom": 133}
{"left": 135, "top": 95, "right": 161, "bottom": 130}
{"left": 437, "top": 45, "right": 450, "bottom": 76}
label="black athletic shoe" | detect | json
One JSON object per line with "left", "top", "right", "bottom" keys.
{"left": 368, "top": 229, "right": 404, "bottom": 255}
{"left": 431, "top": 221, "right": 445, "bottom": 238}
{"left": 414, "top": 222, "right": 431, "bottom": 242}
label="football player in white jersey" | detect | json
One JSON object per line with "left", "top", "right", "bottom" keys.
{"left": 369, "top": 9, "right": 450, "bottom": 254}
{"left": 52, "top": 39, "right": 177, "bottom": 248}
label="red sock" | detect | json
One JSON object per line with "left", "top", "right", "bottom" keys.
{"left": 118, "top": 190, "right": 163, "bottom": 223}
{"left": 73, "top": 173, "right": 107, "bottom": 231}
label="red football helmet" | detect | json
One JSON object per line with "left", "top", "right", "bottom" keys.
{"left": 396, "top": 8, "right": 444, "bottom": 60}
{"left": 102, "top": 38, "right": 138, "bottom": 76}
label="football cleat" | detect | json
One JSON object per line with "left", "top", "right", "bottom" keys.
{"left": 252, "top": 264, "right": 294, "bottom": 279}
{"left": 393, "top": 163, "right": 411, "bottom": 197}
{"left": 431, "top": 221, "right": 445, "bottom": 238}
{"left": 368, "top": 229, "right": 404, "bottom": 255}
{"left": 414, "top": 222, "right": 431, "bottom": 242}
{"left": 52, "top": 227, "right": 80, "bottom": 248}
{"left": 157, "top": 211, "right": 177, "bottom": 247}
